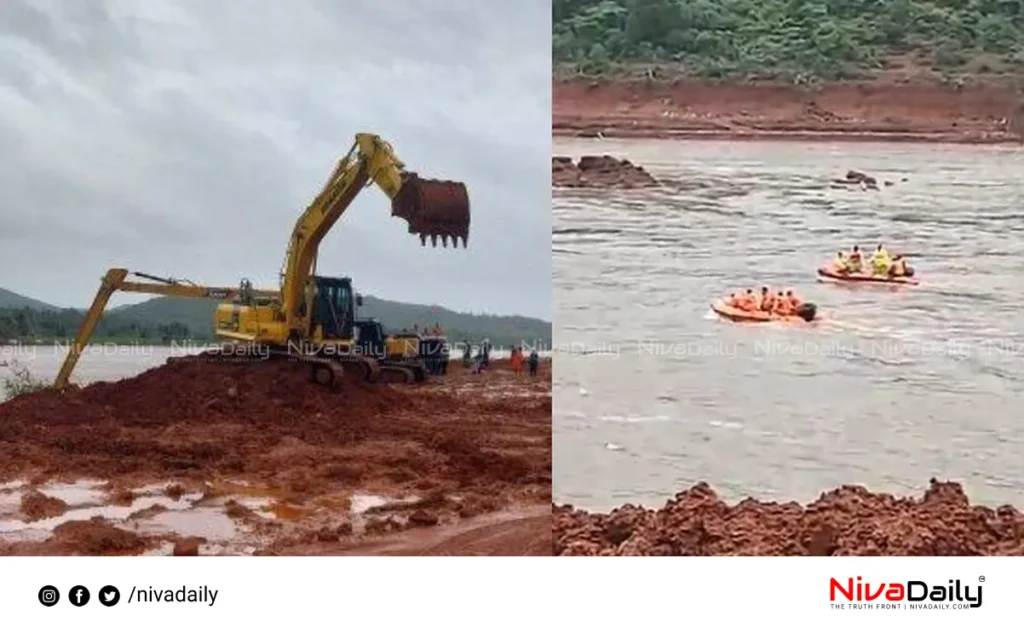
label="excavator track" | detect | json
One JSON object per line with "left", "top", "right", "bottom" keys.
{"left": 375, "top": 361, "right": 427, "bottom": 384}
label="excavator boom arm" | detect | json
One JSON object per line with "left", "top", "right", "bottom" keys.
{"left": 53, "top": 268, "right": 277, "bottom": 390}
{"left": 279, "top": 133, "right": 470, "bottom": 335}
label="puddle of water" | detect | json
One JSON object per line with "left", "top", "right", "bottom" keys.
{"left": 38, "top": 480, "right": 107, "bottom": 506}
{"left": 133, "top": 507, "right": 240, "bottom": 541}
{"left": 0, "top": 480, "right": 26, "bottom": 492}
{"left": 0, "top": 490, "right": 22, "bottom": 516}
{"left": 0, "top": 492, "right": 200, "bottom": 538}
{"left": 350, "top": 494, "right": 418, "bottom": 514}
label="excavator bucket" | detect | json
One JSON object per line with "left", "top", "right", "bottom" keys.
{"left": 391, "top": 173, "right": 471, "bottom": 248}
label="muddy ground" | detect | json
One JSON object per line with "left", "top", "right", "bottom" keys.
{"left": 552, "top": 155, "right": 658, "bottom": 189}
{"left": 554, "top": 77, "right": 1023, "bottom": 143}
{"left": 553, "top": 479, "right": 1024, "bottom": 556}
{"left": 0, "top": 356, "right": 551, "bottom": 555}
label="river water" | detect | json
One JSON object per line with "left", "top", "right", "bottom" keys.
{"left": 553, "top": 138, "right": 1024, "bottom": 511}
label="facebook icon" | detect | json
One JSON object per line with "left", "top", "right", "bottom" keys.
{"left": 69, "top": 585, "right": 90, "bottom": 607}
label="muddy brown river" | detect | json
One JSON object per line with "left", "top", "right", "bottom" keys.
{"left": 553, "top": 138, "right": 1024, "bottom": 511}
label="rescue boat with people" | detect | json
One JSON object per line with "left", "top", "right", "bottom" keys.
{"left": 710, "top": 299, "right": 818, "bottom": 323}
{"left": 817, "top": 265, "right": 919, "bottom": 286}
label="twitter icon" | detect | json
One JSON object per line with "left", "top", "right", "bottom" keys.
{"left": 99, "top": 585, "right": 120, "bottom": 607}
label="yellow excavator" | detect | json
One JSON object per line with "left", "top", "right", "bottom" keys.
{"left": 54, "top": 133, "right": 470, "bottom": 390}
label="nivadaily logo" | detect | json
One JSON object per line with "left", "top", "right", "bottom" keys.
{"left": 830, "top": 576, "right": 984, "bottom": 610}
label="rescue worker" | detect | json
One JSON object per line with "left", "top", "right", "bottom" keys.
{"left": 481, "top": 339, "right": 491, "bottom": 368}
{"left": 773, "top": 290, "right": 792, "bottom": 316}
{"left": 785, "top": 290, "right": 802, "bottom": 312}
{"left": 888, "top": 254, "right": 912, "bottom": 277}
{"left": 736, "top": 289, "right": 757, "bottom": 311}
{"left": 871, "top": 244, "right": 891, "bottom": 276}
{"left": 528, "top": 350, "right": 540, "bottom": 376}
{"left": 511, "top": 346, "right": 524, "bottom": 375}
{"left": 832, "top": 251, "right": 849, "bottom": 273}
{"left": 758, "top": 286, "right": 775, "bottom": 313}
{"left": 431, "top": 322, "right": 443, "bottom": 336}
{"left": 847, "top": 246, "right": 863, "bottom": 273}
{"left": 725, "top": 292, "right": 740, "bottom": 308}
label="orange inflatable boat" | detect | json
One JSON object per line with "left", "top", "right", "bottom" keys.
{"left": 817, "top": 266, "right": 919, "bottom": 286}
{"left": 710, "top": 299, "right": 818, "bottom": 323}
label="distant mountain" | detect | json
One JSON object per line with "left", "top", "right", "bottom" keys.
{"left": 0, "top": 288, "right": 59, "bottom": 311}
{"left": 0, "top": 288, "right": 551, "bottom": 348}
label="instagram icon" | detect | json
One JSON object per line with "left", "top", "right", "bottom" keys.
{"left": 38, "top": 585, "right": 60, "bottom": 607}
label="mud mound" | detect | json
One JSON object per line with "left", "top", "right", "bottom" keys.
{"left": 20, "top": 490, "right": 68, "bottom": 521}
{"left": 2, "top": 518, "right": 152, "bottom": 556}
{"left": 553, "top": 155, "right": 658, "bottom": 189}
{"left": 0, "top": 354, "right": 550, "bottom": 507}
{"left": 553, "top": 479, "right": 1024, "bottom": 556}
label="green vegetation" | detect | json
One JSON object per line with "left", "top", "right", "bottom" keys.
{"left": 553, "top": 0, "right": 1024, "bottom": 80}
{"left": 1, "top": 360, "right": 49, "bottom": 398}
{"left": 0, "top": 290, "right": 551, "bottom": 349}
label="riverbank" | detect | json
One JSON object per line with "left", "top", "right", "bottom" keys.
{"left": 553, "top": 479, "right": 1024, "bottom": 556}
{"left": 553, "top": 77, "right": 1023, "bottom": 144}
{"left": 0, "top": 356, "right": 552, "bottom": 555}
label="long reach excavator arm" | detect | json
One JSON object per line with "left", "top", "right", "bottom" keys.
{"left": 280, "top": 133, "right": 469, "bottom": 339}
{"left": 54, "top": 269, "right": 278, "bottom": 390}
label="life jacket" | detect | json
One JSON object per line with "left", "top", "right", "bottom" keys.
{"left": 775, "top": 296, "right": 793, "bottom": 315}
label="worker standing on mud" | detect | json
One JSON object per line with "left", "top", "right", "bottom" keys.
{"left": 431, "top": 322, "right": 443, "bottom": 336}
{"left": 481, "top": 339, "right": 491, "bottom": 368}
{"left": 462, "top": 341, "right": 472, "bottom": 366}
{"left": 528, "top": 350, "right": 539, "bottom": 376}
{"left": 511, "top": 346, "right": 524, "bottom": 375}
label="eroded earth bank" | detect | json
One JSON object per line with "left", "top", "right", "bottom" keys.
{"left": 553, "top": 479, "right": 1024, "bottom": 556}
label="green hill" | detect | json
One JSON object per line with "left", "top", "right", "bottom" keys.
{"left": 0, "top": 289, "right": 550, "bottom": 349}
{"left": 0, "top": 288, "right": 58, "bottom": 311}
{"left": 554, "top": 0, "right": 1024, "bottom": 80}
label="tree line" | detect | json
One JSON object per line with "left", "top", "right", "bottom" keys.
{"left": 554, "top": 0, "right": 1024, "bottom": 79}
{"left": 0, "top": 305, "right": 549, "bottom": 350}
{"left": 0, "top": 307, "right": 194, "bottom": 344}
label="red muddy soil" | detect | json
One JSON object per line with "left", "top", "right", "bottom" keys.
{"left": 553, "top": 155, "right": 658, "bottom": 189}
{"left": 0, "top": 518, "right": 153, "bottom": 556}
{"left": 0, "top": 354, "right": 551, "bottom": 555}
{"left": 553, "top": 479, "right": 1024, "bottom": 556}
{"left": 19, "top": 490, "right": 68, "bottom": 521}
{"left": 553, "top": 77, "right": 1024, "bottom": 143}
{"left": 262, "top": 507, "right": 551, "bottom": 556}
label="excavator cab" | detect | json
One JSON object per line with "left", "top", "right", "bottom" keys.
{"left": 310, "top": 276, "right": 356, "bottom": 340}
{"left": 354, "top": 318, "right": 388, "bottom": 360}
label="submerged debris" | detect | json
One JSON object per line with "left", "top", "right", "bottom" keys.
{"left": 553, "top": 155, "right": 658, "bottom": 189}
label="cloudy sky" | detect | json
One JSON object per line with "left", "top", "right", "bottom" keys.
{"left": 0, "top": 0, "right": 551, "bottom": 319}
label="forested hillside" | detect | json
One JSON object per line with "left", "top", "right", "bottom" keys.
{"left": 554, "top": 0, "right": 1024, "bottom": 80}
{"left": 0, "top": 292, "right": 551, "bottom": 349}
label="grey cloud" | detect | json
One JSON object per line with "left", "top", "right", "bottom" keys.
{"left": 0, "top": 0, "right": 551, "bottom": 318}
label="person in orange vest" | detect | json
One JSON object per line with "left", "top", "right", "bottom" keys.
{"left": 511, "top": 346, "right": 524, "bottom": 375}
{"left": 736, "top": 289, "right": 757, "bottom": 311}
